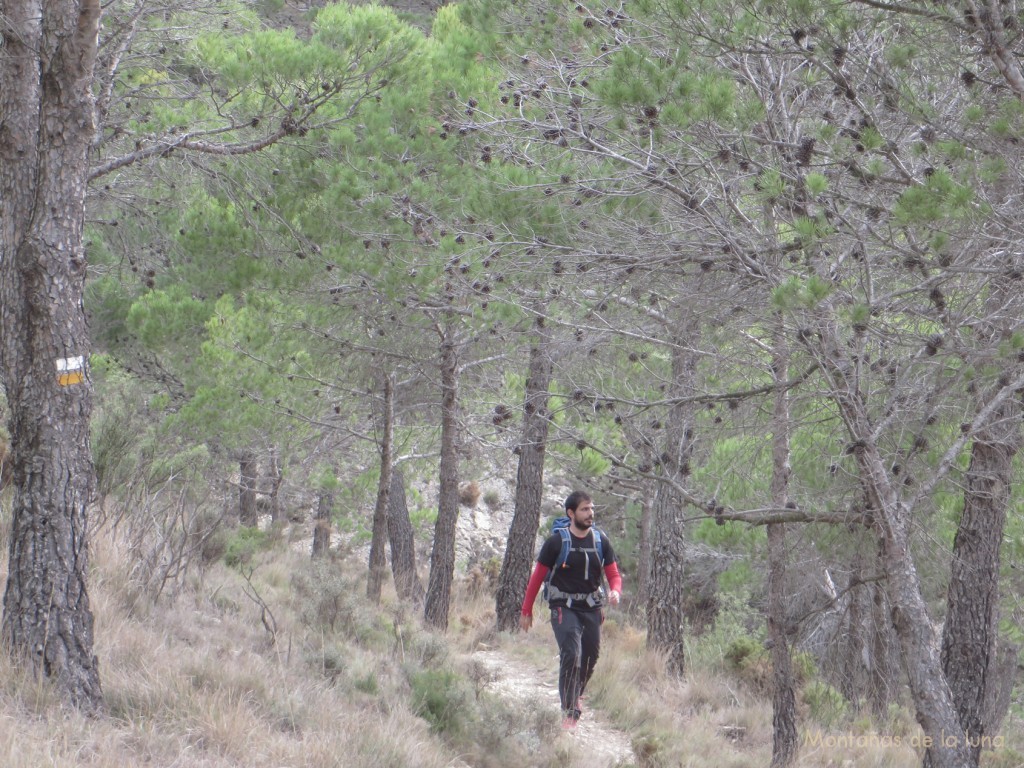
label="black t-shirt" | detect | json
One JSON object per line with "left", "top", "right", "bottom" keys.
{"left": 537, "top": 527, "right": 617, "bottom": 608}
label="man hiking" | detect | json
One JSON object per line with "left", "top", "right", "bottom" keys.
{"left": 519, "top": 490, "right": 623, "bottom": 729}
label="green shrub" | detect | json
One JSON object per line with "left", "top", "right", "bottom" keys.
{"left": 353, "top": 668, "right": 379, "bottom": 695}
{"left": 408, "top": 667, "right": 468, "bottom": 735}
{"left": 223, "top": 526, "right": 271, "bottom": 567}
{"left": 407, "top": 629, "right": 450, "bottom": 667}
{"left": 792, "top": 650, "right": 817, "bottom": 685}
{"left": 802, "top": 680, "right": 849, "bottom": 727}
{"left": 291, "top": 560, "right": 356, "bottom": 632}
{"left": 355, "top": 622, "right": 392, "bottom": 652}
{"left": 687, "top": 586, "right": 764, "bottom": 671}
{"left": 723, "top": 635, "right": 763, "bottom": 670}
{"left": 310, "top": 640, "right": 347, "bottom": 682}
{"left": 723, "top": 635, "right": 770, "bottom": 693}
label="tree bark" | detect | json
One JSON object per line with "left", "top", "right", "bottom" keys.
{"left": 311, "top": 486, "right": 333, "bottom": 559}
{"left": 928, "top": 398, "right": 1020, "bottom": 767}
{"left": 238, "top": 452, "right": 258, "bottom": 527}
{"left": 0, "top": 0, "right": 103, "bottom": 709}
{"left": 387, "top": 469, "right": 424, "bottom": 603}
{"left": 424, "top": 325, "right": 460, "bottom": 630}
{"left": 817, "top": 337, "right": 971, "bottom": 768}
{"left": 267, "top": 447, "right": 283, "bottom": 525}
{"left": 646, "top": 482, "right": 687, "bottom": 675}
{"left": 367, "top": 374, "right": 394, "bottom": 604}
{"left": 495, "top": 323, "right": 553, "bottom": 632}
{"left": 635, "top": 494, "right": 653, "bottom": 609}
{"left": 646, "top": 332, "right": 698, "bottom": 676}
{"left": 840, "top": 552, "right": 866, "bottom": 708}
{"left": 767, "top": 327, "right": 797, "bottom": 768}
{"left": 867, "top": 577, "right": 901, "bottom": 718}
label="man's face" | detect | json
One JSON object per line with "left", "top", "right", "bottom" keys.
{"left": 570, "top": 500, "right": 594, "bottom": 529}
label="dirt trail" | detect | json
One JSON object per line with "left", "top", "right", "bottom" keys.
{"left": 472, "top": 648, "right": 636, "bottom": 768}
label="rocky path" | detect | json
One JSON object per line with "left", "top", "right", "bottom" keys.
{"left": 472, "top": 648, "right": 636, "bottom": 768}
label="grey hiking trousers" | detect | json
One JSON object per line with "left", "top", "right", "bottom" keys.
{"left": 550, "top": 604, "right": 602, "bottom": 718}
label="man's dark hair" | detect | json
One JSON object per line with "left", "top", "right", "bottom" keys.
{"left": 564, "top": 490, "right": 592, "bottom": 513}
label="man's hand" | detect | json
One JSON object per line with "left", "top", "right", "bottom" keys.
{"left": 608, "top": 590, "right": 621, "bottom": 606}
{"left": 519, "top": 613, "right": 533, "bottom": 633}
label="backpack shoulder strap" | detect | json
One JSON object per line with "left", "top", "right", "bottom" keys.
{"left": 553, "top": 527, "right": 572, "bottom": 570}
{"left": 592, "top": 527, "right": 604, "bottom": 564}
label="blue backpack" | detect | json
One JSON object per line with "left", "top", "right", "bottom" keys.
{"left": 544, "top": 520, "right": 606, "bottom": 610}
{"left": 543, "top": 516, "right": 606, "bottom": 605}
{"left": 550, "top": 515, "right": 604, "bottom": 570}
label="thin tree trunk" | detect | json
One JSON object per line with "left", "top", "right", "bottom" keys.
{"left": 238, "top": 452, "right": 258, "bottom": 527}
{"left": 0, "top": 0, "right": 103, "bottom": 710}
{"left": 387, "top": 469, "right": 424, "bottom": 603}
{"left": 868, "top": 577, "right": 901, "bottom": 718}
{"left": 495, "top": 323, "right": 553, "bottom": 631}
{"left": 620, "top": 422, "right": 657, "bottom": 609}
{"left": 311, "top": 487, "right": 333, "bottom": 559}
{"left": 424, "top": 326, "right": 460, "bottom": 630}
{"left": 646, "top": 332, "right": 698, "bottom": 676}
{"left": 635, "top": 494, "right": 653, "bottom": 609}
{"left": 367, "top": 374, "right": 395, "bottom": 603}
{"left": 267, "top": 447, "right": 283, "bottom": 525}
{"left": 818, "top": 340, "right": 971, "bottom": 768}
{"left": 767, "top": 325, "right": 797, "bottom": 768}
{"left": 840, "top": 552, "right": 867, "bottom": 708}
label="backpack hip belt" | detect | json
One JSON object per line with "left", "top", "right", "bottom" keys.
{"left": 546, "top": 583, "right": 605, "bottom": 608}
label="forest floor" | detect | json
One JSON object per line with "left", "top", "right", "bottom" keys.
{"left": 473, "top": 646, "right": 637, "bottom": 767}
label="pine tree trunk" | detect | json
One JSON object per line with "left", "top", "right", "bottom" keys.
{"left": 767, "top": 329, "right": 797, "bottom": 768}
{"left": 0, "top": 0, "right": 103, "bottom": 710}
{"left": 867, "top": 577, "right": 901, "bottom": 718}
{"left": 646, "top": 334, "right": 697, "bottom": 676}
{"left": 881, "top": 535, "right": 970, "bottom": 768}
{"left": 816, "top": 322, "right": 971, "bottom": 768}
{"left": 311, "top": 487, "right": 333, "bottom": 559}
{"left": 850, "top": 426, "right": 970, "bottom": 768}
{"left": 840, "top": 551, "right": 867, "bottom": 707}
{"left": 926, "top": 269, "right": 1022, "bottom": 768}
{"left": 387, "top": 469, "right": 424, "bottom": 603}
{"left": 424, "top": 327, "right": 460, "bottom": 630}
{"left": 635, "top": 494, "right": 653, "bottom": 610}
{"left": 767, "top": 520, "right": 797, "bottom": 768}
{"left": 238, "top": 452, "right": 258, "bottom": 527}
{"left": 646, "top": 483, "right": 687, "bottom": 675}
{"left": 267, "top": 448, "right": 283, "bottom": 525}
{"left": 495, "top": 324, "right": 553, "bottom": 632}
{"left": 928, "top": 401, "right": 1020, "bottom": 768}
{"left": 367, "top": 375, "right": 394, "bottom": 603}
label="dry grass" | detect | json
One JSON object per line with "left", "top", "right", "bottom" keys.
{"left": 0, "top": 520, "right": 1019, "bottom": 768}
{"left": 493, "top": 605, "right": 1024, "bottom": 768}
{"left": 0, "top": 527, "right": 476, "bottom": 768}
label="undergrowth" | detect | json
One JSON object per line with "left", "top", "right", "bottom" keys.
{"left": 0, "top": 518, "right": 1018, "bottom": 768}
